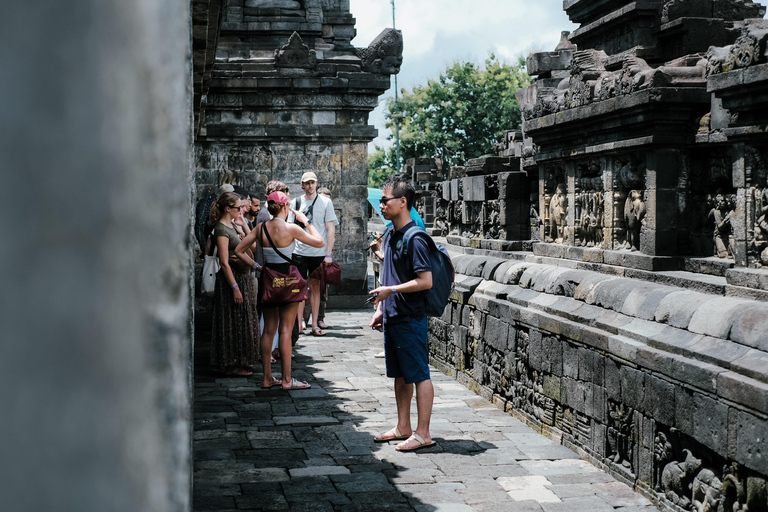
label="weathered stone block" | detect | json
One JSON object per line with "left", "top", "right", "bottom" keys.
{"left": 729, "top": 304, "right": 768, "bottom": 351}
{"left": 529, "top": 329, "right": 543, "bottom": 371}
{"left": 484, "top": 315, "right": 510, "bottom": 352}
{"left": 688, "top": 297, "right": 750, "bottom": 339}
{"left": 563, "top": 342, "right": 579, "bottom": 379}
{"left": 718, "top": 371, "right": 768, "bottom": 415}
{"left": 561, "top": 377, "right": 586, "bottom": 413}
{"left": 693, "top": 392, "right": 729, "bottom": 456}
{"left": 731, "top": 410, "right": 768, "bottom": 475}
{"left": 620, "top": 366, "right": 646, "bottom": 411}
{"left": 645, "top": 375, "right": 675, "bottom": 427}
{"left": 543, "top": 374, "right": 561, "bottom": 401}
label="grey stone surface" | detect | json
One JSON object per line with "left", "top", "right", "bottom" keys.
{"left": 1, "top": 2, "right": 194, "bottom": 511}
{"left": 194, "top": 310, "right": 658, "bottom": 512}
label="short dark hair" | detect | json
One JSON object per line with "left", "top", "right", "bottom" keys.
{"left": 233, "top": 185, "right": 249, "bottom": 198}
{"left": 382, "top": 175, "right": 415, "bottom": 210}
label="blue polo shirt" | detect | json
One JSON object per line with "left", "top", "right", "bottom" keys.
{"left": 381, "top": 221, "right": 432, "bottom": 324}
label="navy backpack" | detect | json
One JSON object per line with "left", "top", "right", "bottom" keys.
{"left": 385, "top": 225, "right": 455, "bottom": 317}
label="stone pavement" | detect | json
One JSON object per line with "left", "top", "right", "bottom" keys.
{"left": 194, "top": 309, "right": 660, "bottom": 512}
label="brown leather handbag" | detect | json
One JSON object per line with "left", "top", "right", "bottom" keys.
{"left": 259, "top": 224, "right": 309, "bottom": 305}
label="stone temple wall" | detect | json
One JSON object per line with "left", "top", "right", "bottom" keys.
{"left": 194, "top": 0, "right": 402, "bottom": 303}
{"left": 423, "top": 1, "right": 768, "bottom": 511}
{"left": 0, "top": 1, "right": 194, "bottom": 510}
{"left": 429, "top": 254, "right": 768, "bottom": 512}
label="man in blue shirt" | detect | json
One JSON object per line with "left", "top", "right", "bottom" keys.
{"left": 369, "top": 176, "right": 435, "bottom": 451}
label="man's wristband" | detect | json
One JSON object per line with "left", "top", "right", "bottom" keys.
{"left": 391, "top": 286, "right": 397, "bottom": 294}
{"left": 325, "top": 254, "right": 332, "bottom": 258}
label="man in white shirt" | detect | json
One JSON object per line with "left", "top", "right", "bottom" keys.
{"left": 292, "top": 172, "right": 337, "bottom": 336}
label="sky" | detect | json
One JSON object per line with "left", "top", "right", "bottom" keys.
{"left": 347, "top": 0, "right": 578, "bottom": 150}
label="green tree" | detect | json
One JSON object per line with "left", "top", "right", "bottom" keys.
{"left": 376, "top": 54, "right": 530, "bottom": 172}
{"left": 367, "top": 145, "right": 395, "bottom": 187}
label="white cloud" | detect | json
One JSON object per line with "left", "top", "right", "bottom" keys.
{"left": 348, "top": 0, "right": 578, "bottom": 150}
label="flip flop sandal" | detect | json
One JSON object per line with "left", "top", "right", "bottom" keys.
{"left": 311, "top": 328, "right": 326, "bottom": 336}
{"left": 317, "top": 321, "right": 329, "bottom": 329}
{"left": 283, "top": 378, "right": 311, "bottom": 390}
{"left": 395, "top": 433, "right": 436, "bottom": 452}
{"left": 374, "top": 427, "right": 410, "bottom": 443}
{"left": 261, "top": 377, "right": 282, "bottom": 389}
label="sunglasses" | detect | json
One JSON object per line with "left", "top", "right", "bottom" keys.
{"left": 379, "top": 196, "right": 402, "bottom": 204}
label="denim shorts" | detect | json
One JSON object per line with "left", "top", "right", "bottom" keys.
{"left": 384, "top": 315, "right": 430, "bottom": 384}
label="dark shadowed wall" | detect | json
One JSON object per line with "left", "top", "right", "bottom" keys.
{"left": 0, "top": 1, "right": 194, "bottom": 510}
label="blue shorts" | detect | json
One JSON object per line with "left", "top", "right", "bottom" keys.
{"left": 384, "top": 316, "right": 430, "bottom": 384}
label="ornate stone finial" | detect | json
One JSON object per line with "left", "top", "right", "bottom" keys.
{"left": 274, "top": 32, "right": 317, "bottom": 69}
{"left": 356, "top": 28, "right": 403, "bottom": 75}
{"left": 554, "top": 31, "right": 576, "bottom": 51}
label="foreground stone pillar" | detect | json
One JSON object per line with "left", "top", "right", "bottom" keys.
{"left": 0, "top": 2, "right": 193, "bottom": 511}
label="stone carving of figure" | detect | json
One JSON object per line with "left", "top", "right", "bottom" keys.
{"left": 548, "top": 183, "right": 568, "bottom": 243}
{"left": 356, "top": 28, "right": 403, "bottom": 75}
{"left": 709, "top": 193, "right": 734, "bottom": 258}
{"left": 607, "top": 401, "right": 633, "bottom": 469}
{"left": 661, "top": 449, "right": 702, "bottom": 509}
{"left": 756, "top": 183, "right": 768, "bottom": 243}
{"left": 624, "top": 190, "right": 645, "bottom": 251}
{"left": 591, "top": 177, "right": 604, "bottom": 246}
{"left": 691, "top": 468, "right": 723, "bottom": 512}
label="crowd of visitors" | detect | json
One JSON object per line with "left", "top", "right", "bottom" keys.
{"left": 200, "top": 174, "right": 437, "bottom": 451}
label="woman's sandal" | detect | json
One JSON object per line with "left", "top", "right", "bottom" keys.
{"left": 282, "top": 378, "right": 311, "bottom": 390}
{"left": 261, "top": 377, "right": 282, "bottom": 389}
{"left": 374, "top": 427, "right": 410, "bottom": 443}
{"left": 317, "top": 321, "right": 329, "bottom": 329}
{"left": 311, "top": 328, "right": 326, "bottom": 337}
{"left": 395, "top": 433, "right": 436, "bottom": 452}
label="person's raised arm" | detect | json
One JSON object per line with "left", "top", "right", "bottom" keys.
{"left": 324, "top": 220, "right": 335, "bottom": 262}
{"left": 290, "top": 208, "right": 324, "bottom": 248}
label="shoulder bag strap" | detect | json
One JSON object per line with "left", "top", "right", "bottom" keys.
{"left": 262, "top": 222, "right": 294, "bottom": 265}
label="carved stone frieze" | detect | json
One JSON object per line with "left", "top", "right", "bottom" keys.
{"left": 274, "top": 32, "right": 317, "bottom": 69}
{"left": 575, "top": 163, "right": 605, "bottom": 248}
{"left": 707, "top": 20, "right": 768, "bottom": 75}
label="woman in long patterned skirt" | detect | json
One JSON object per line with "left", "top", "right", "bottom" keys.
{"left": 209, "top": 191, "right": 260, "bottom": 376}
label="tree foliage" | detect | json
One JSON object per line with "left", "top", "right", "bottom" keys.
{"left": 369, "top": 54, "right": 530, "bottom": 177}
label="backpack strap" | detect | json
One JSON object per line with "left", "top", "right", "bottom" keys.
{"left": 401, "top": 225, "right": 434, "bottom": 273}
{"left": 262, "top": 223, "right": 294, "bottom": 265}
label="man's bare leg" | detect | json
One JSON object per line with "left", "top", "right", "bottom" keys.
{"left": 394, "top": 377, "right": 414, "bottom": 437}
{"left": 309, "top": 277, "right": 322, "bottom": 332}
{"left": 413, "top": 379, "right": 434, "bottom": 443}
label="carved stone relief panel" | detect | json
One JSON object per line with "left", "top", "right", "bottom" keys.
{"left": 613, "top": 154, "right": 646, "bottom": 251}
{"left": 574, "top": 161, "right": 605, "bottom": 248}
{"left": 542, "top": 166, "right": 568, "bottom": 244}
{"left": 606, "top": 399, "right": 635, "bottom": 472}
{"left": 684, "top": 151, "right": 735, "bottom": 259}
{"left": 744, "top": 146, "right": 768, "bottom": 266}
